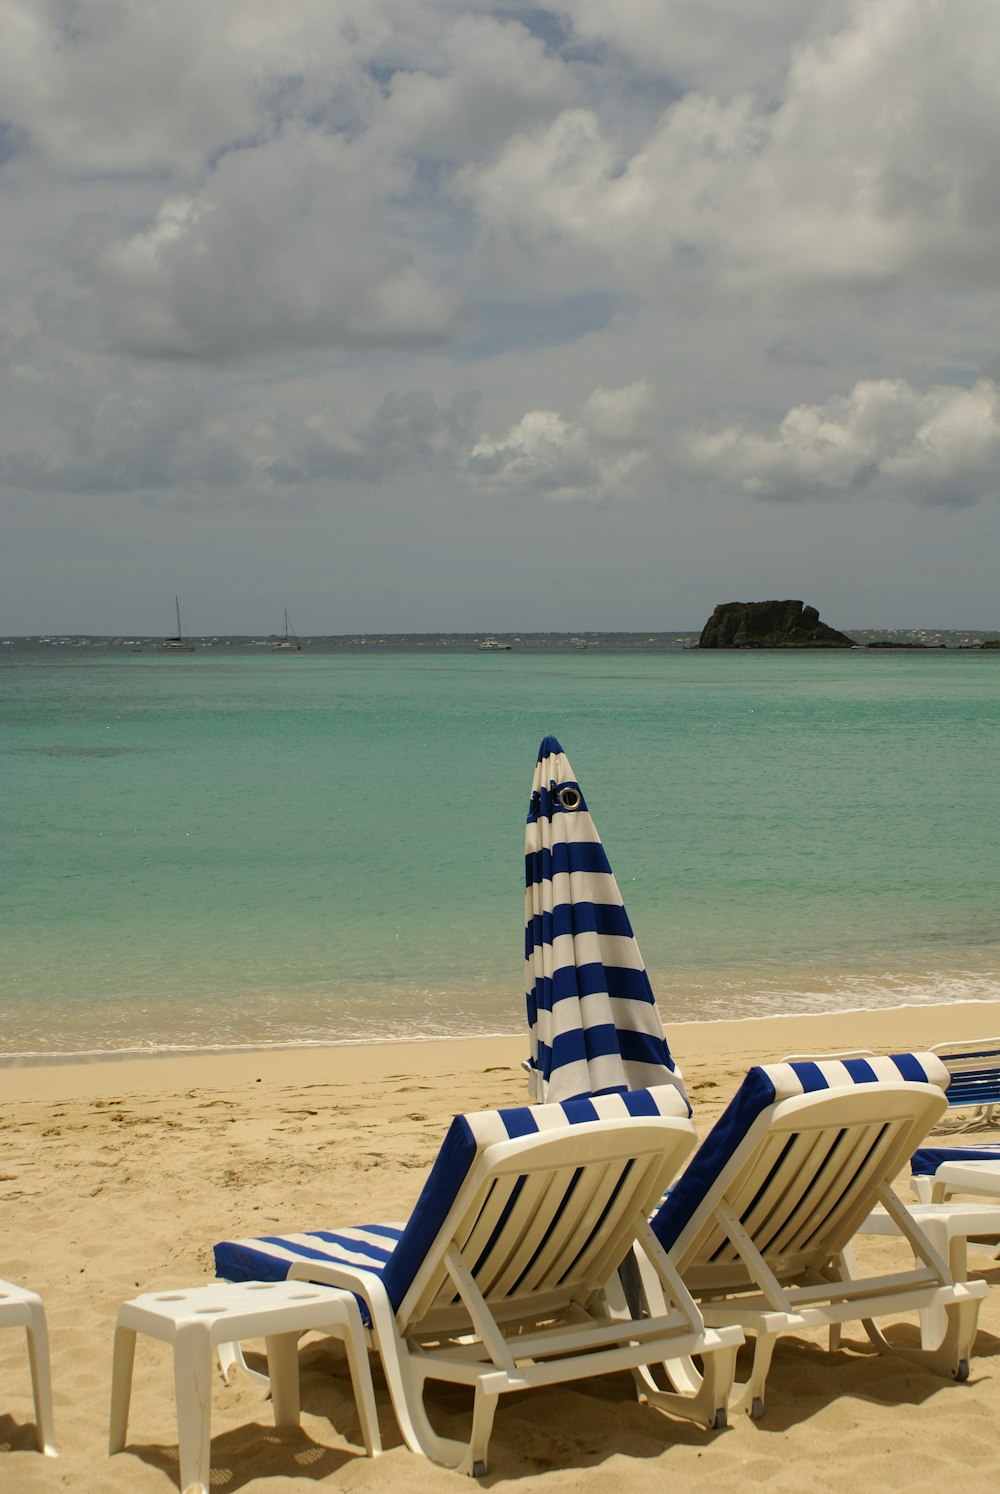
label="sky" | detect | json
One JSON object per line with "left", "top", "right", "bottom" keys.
{"left": 3, "top": 0, "right": 1000, "bottom": 635}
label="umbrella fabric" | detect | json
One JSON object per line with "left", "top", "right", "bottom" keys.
{"left": 524, "top": 735, "right": 688, "bottom": 1105}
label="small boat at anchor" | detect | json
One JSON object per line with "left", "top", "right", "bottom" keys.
{"left": 158, "top": 596, "right": 195, "bottom": 652}
{"left": 273, "top": 609, "right": 302, "bottom": 651}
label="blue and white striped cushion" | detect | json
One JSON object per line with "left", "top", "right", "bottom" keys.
{"left": 650, "top": 1052, "right": 949, "bottom": 1252}
{"left": 525, "top": 735, "right": 687, "bottom": 1104}
{"left": 215, "top": 1085, "right": 690, "bottom": 1321}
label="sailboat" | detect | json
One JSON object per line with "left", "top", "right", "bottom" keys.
{"left": 159, "top": 596, "right": 195, "bottom": 652}
{"left": 273, "top": 609, "right": 302, "bottom": 651}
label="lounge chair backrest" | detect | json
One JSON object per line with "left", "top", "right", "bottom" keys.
{"left": 651, "top": 1053, "right": 949, "bottom": 1292}
{"left": 385, "top": 1086, "right": 694, "bottom": 1329}
{"left": 930, "top": 1037, "right": 1000, "bottom": 1114}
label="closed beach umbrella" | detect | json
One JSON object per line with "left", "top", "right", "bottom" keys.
{"left": 524, "top": 735, "right": 688, "bottom": 1104}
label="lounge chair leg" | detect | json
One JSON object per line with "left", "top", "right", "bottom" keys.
{"left": 337, "top": 1312, "right": 382, "bottom": 1456}
{"left": 216, "top": 1336, "right": 274, "bottom": 1390}
{"left": 362, "top": 1299, "right": 470, "bottom": 1469}
{"left": 465, "top": 1383, "right": 501, "bottom": 1477}
{"left": 859, "top": 1295, "right": 979, "bottom": 1381}
{"left": 636, "top": 1341, "right": 740, "bottom": 1430}
{"left": 922, "top": 1295, "right": 981, "bottom": 1380}
{"left": 728, "top": 1331, "right": 776, "bottom": 1419}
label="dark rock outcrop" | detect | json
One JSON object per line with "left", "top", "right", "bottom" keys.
{"left": 698, "top": 600, "right": 855, "bottom": 649}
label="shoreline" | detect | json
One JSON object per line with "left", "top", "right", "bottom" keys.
{"left": 3, "top": 964, "right": 998, "bottom": 1067}
{"left": 5, "top": 997, "right": 1000, "bottom": 1102}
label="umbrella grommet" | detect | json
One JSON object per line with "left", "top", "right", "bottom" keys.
{"left": 557, "top": 786, "right": 581, "bottom": 811}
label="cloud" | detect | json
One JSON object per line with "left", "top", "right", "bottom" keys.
{"left": 266, "top": 388, "right": 481, "bottom": 484}
{"left": 687, "top": 378, "right": 1000, "bottom": 506}
{"left": 460, "top": 0, "right": 1000, "bottom": 296}
{"left": 367, "top": 13, "right": 577, "bottom": 162}
{"left": 0, "top": 0, "right": 383, "bottom": 175}
{"left": 583, "top": 377, "right": 656, "bottom": 443}
{"left": 557, "top": 0, "right": 844, "bottom": 97}
{"left": 0, "top": 369, "right": 249, "bottom": 494}
{"left": 83, "top": 131, "right": 468, "bottom": 358}
{"left": 13, "top": 6, "right": 583, "bottom": 362}
{"left": 466, "top": 381, "right": 653, "bottom": 500}
{"left": 0, "top": 343, "right": 482, "bottom": 496}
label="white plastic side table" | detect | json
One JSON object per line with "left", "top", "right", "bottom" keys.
{"left": 0, "top": 1278, "right": 57, "bottom": 1456}
{"left": 109, "top": 1279, "right": 381, "bottom": 1494}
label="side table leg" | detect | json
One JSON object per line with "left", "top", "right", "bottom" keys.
{"left": 174, "top": 1323, "right": 213, "bottom": 1494}
{"left": 265, "top": 1331, "right": 301, "bottom": 1428}
{"left": 109, "top": 1322, "right": 137, "bottom": 1454}
{"left": 24, "top": 1299, "right": 57, "bottom": 1456}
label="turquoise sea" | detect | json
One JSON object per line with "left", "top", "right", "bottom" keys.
{"left": 2, "top": 634, "right": 999, "bottom": 1061}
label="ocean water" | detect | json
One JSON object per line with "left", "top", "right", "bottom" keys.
{"left": 2, "top": 636, "right": 999, "bottom": 1060}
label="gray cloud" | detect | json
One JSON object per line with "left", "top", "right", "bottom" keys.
{"left": 267, "top": 388, "right": 482, "bottom": 485}
{"left": 81, "top": 132, "right": 469, "bottom": 359}
{"left": 0, "top": 363, "right": 250, "bottom": 494}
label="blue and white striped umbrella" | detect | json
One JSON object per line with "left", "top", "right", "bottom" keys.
{"left": 524, "top": 735, "right": 688, "bottom": 1104}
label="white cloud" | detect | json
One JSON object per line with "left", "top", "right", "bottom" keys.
{"left": 466, "top": 382, "right": 653, "bottom": 500}
{"left": 687, "top": 378, "right": 1000, "bottom": 506}
{"left": 460, "top": 0, "right": 1000, "bottom": 296}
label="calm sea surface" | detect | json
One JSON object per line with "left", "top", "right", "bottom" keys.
{"left": 3, "top": 635, "right": 999, "bottom": 1060}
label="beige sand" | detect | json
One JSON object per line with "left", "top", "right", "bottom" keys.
{"left": 3, "top": 1001, "right": 1000, "bottom": 1492}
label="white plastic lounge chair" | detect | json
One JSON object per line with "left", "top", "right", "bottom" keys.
{"left": 215, "top": 1087, "right": 744, "bottom": 1475}
{"left": 0, "top": 1278, "right": 56, "bottom": 1456}
{"left": 910, "top": 1146, "right": 1000, "bottom": 1203}
{"left": 929, "top": 1038, "right": 1000, "bottom": 1129}
{"left": 633, "top": 1053, "right": 986, "bottom": 1420}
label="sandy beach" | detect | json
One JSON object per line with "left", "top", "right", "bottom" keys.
{"left": 3, "top": 1001, "right": 1000, "bottom": 1493}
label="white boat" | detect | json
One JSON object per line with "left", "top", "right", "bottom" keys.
{"left": 273, "top": 609, "right": 302, "bottom": 651}
{"left": 477, "top": 636, "right": 511, "bottom": 651}
{"left": 159, "top": 596, "right": 195, "bottom": 652}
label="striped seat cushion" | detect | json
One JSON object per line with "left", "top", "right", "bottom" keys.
{"left": 650, "top": 1052, "right": 949, "bottom": 1253}
{"left": 215, "top": 1084, "right": 690, "bottom": 1323}
{"left": 911, "top": 1145, "right": 1000, "bottom": 1176}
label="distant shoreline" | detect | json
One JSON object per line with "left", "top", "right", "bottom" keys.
{"left": 4, "top": 627, "right": 1000, "bottom": 652}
